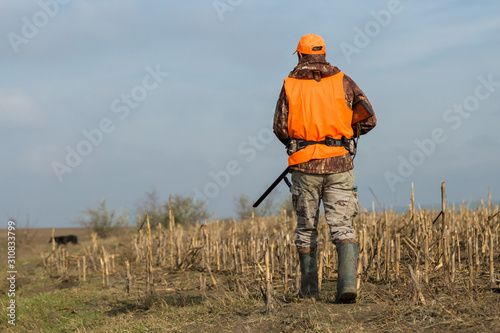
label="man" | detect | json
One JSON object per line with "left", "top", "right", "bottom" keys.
{"left": 273, "top": 34, "right": 376, "bottom": 303}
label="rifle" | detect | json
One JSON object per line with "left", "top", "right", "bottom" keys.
{"left": 253, "top": 167, "right": 291, "bottom": 208}
{"left": 351, "top": 99, "right": 374, "bottom": 124}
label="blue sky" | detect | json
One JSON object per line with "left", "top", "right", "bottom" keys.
{"left": 1, "top": 0, "right": 499, "bottom": 228}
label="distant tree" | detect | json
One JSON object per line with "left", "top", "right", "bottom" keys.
{"left": 234, "top": 194, "right": 253, "bottom": 220}
{"left": 165, "top": 194, "right": 210, "bottom": 226}
{"left": 233, "top": 193, "right": 278, "bottom": 220}
{"left": 136, "top": 189, "right": 210, "bottom": 227}
{"left": 77, "top": 197, "right": 128, "bottom": 238}
{"left": 135, "top": 187, "right": 167, "bottom": 228}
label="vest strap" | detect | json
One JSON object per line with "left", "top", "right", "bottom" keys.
{"left": 288, "top": 136, "right": 354, "bottom": 154}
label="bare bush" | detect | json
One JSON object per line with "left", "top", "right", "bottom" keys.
{"left": 77, "top": 197, "right": 128, "bottom": 238}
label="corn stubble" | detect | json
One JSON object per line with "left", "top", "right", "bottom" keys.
{"left": 39, "top": 183, "right": 500, "bottom": 329}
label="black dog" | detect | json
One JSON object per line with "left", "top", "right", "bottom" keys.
{"left": 49, "top": 235, "right": 78, "bottom": 246}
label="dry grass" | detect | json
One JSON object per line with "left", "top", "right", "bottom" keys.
{"left": 1, "top": 197, "right": 499, "bottom": 332}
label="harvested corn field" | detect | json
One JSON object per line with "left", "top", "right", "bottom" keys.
{"left": 2, "top": 186, "right": 500, "bottom": 332}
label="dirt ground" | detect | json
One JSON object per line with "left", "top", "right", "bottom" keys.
{"left": 1, "top": 227, "right": 499, "bottom": 332}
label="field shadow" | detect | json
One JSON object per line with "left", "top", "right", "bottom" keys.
{"left": 58, "top": 276, "right": 79, "bottom": 290}
{"left": 156, "top": 292, "right": 206, "bottom": 307}
{"left": 105, "top": 292, "right": 206, "bottom": 317}
{"left": 105, "top": 301, "right": 150, "bottom": 317}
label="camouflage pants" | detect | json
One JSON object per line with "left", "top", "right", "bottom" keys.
{"left": 291, "top": 170, "right": 360, "bottom": 250}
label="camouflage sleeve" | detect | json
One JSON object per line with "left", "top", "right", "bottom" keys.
{"left": 273, "top": 84, "right": 290, "bottom": 146}
{"left": 343, "top": 75, "right": 377, "bottom": 136}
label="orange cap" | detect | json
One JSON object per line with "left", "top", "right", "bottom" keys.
{"left": 293, "top": 34, "right": 326, "bottom": 55}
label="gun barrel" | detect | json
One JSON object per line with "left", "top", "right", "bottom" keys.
{"left": 253, "top": 167, "right": 290, "bottom": 208}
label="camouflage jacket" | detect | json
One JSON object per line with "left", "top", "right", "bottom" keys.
{"left": 273, "top": 54, "right": 377, "bottom": 174}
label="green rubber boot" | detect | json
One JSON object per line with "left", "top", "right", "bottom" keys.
{"left": 335, "top": 243, "right": 358, "bottom": 303}
{"left": 298, "top": 252, "right": 318, "bottom": 299}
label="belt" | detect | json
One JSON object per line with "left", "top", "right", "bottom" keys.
{"left": 292, "top": 136, "right": 352, "bottom": 151}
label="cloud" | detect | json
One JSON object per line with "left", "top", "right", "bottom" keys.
{"left": 0, "top": 88, "right": 43, "bottom": 127}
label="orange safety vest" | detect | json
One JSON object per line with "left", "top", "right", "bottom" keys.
{"left": 285, "top": 72, "right": 353, "bottom": 166}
